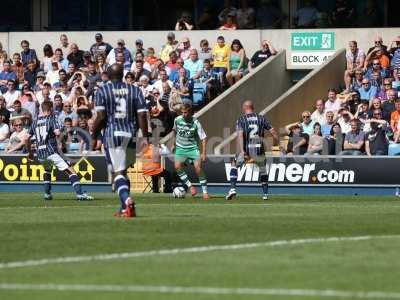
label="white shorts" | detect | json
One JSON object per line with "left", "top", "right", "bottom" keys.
{"left": 40, "top": 153, "right": 70, "bottom": 172}
{"left": 106, "top": 143, "right": 136, "bottom": 173}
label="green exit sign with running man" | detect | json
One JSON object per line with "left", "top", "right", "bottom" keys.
{"left": 291, "top": 32, "right": 335, "bottom": 51}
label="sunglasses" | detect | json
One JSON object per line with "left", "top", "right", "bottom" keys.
{"left": 14, "top": 124, "right": 22, "bottom": 127}
{"left": 302, "top": 115, "right": 310, "bottom": 118}
{"left": 373, "top": 63, "right": 380, "bottom": 65}
{"left": 362, "top": 83, "right": 369, "bottom": 85}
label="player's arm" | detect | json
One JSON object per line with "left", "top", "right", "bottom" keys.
{"left": 196, "top": 120, "right": 207, "bottom": 162}
{"left": 136, "top": 88, "right": 150, "bottom": 150}
{"left": 170, "top": 129, "right": 176, "bottom": 153}
{"left": 25, "top": 135, "right": 34, "bottom": 161}
{"left": 92, "top": 89, "right": 106, "bottom": 150}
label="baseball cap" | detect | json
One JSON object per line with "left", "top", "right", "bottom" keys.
{"left": 182, "top": 37, "right": 190, "bottom": 43}
{"left": 135, "top": 39, "right": 143, "bottom": 45}
{"left": 37, "top": 71, "right": 45, "bottom": 78}
{"left": 117, "top": 39, "right": 125, "bottom": 45}
{"left": 167, "top": 32, "right": 175, "bottom": 38}
{"left": 95, "top": 33, "right": 102, "bottom": 39}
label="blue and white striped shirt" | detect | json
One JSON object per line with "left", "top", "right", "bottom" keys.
{"left": 236, "top": 113, "right": 272, "bottom": 157}
{"left": 29, "top": 114, "right": 61, "bottom": 160}
{"left": 95, "top": 81, "right": 147, "bottom": 146}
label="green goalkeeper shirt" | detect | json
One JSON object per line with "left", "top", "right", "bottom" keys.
{"left": 173, "top": 115, "right": 207, "bottom": 150}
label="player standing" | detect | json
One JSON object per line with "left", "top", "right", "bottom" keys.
{"left": 91, "top": 64, "right": 149, "bottom": 218}
{"left": 26, "top": 101, "right": 93, "bottom": 201}
{"left": 171, "top": 103, "right": 209, "bottom": 199}
{"left": 226, "top": 100, "right": 280, "bottom": 201}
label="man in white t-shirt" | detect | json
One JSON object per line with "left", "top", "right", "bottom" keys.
{"left": 152, "top": 69, "right": 172, "bottom": 97}
{"left": 324, "top": 89, "right": 342, "bottom": 114}
{"left": 311, "top": 99, "right": 326, "bottom": 124}
{"left": 3, "top": 80, "right": 21, "bottom": 110}
{"left": 0, "top": 114, "right": 9, "bottom": 143}
{"left": 344, "top": 41, "right": 366, "bottom": 92}
{"left": 35, "top": 83, "right": 56, "bottom": 104}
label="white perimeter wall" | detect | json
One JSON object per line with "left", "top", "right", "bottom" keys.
{"left": 3, "top": 28, "right": 400, "bottom": 69}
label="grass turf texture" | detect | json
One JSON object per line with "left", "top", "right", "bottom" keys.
{"left": 0, "top": 193, "right": 400, "bottom": 300}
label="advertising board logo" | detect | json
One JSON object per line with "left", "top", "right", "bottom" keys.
{"left": 73, "top": 157, "right": 95, "bottom": 183}
{"left": 225, "top": 163, "right": 355, "bottom": 184}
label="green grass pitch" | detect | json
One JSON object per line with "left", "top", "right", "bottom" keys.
{"left": 1, "top": 192, "right": 400, "bottom": 300}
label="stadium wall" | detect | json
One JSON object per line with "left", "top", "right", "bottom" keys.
{"left": 215, "top": 49, "right": 346, "bottom": 154}
{"left": 4, "top": 28, "right": 400, "bottom": 68}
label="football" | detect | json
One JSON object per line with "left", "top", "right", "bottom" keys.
{"left": 173, "top": 186, "right": 186, "bottom": 198}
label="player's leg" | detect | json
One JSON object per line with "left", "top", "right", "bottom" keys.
{"left": 175, "top": 148, "right": 196, "bottom": 195}
{"left": 108, "top": 139, "right": 136, "bottom": 217}
{"left": 48, "top": 153, "right": 93, "bottom": 200}
{"left": 226, "top": 158, "right": 238, "bottom": 200}
{"left": 193, "top": 158, "right": 209, "bottom": 199}
{"left": 41, "top": 159, "right": 53, "bottom": 200}
{"left": 260, "top": 158, "right": 269, "bottom": 201}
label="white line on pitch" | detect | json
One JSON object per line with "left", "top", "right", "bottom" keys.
{"left": 0, "top": 235, "right": 399, "bottom": 270}
{"left": 1, "top": 283, "right": 400, "bottom": 299}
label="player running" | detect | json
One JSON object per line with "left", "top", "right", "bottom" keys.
{"left": 226, "top": 100, "right": 280, "bottom": 201}
{"left": 92, "top": 64, "right": 149, "bottom": 218}
{"left": 171, "top": 103, "right": 209, "bottom": 199}
{"left": 26, "top": 101, "right": 93, "bottom": 201}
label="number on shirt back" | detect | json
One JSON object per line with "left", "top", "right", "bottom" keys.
{"left": 115, "top": 97, "right": 127, "bottom": 119}
{"left": 35, "top": 126, "right": 48, "bottom": 144}
{"left": 249, "top": 124, "right": 259, "bottom": 138}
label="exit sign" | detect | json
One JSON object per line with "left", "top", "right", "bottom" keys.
{"left": 291, "top": 32, "right": 334, "bottom": 51}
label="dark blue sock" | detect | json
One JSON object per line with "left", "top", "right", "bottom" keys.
{"left": 262, "top": 183, "right": 269, "bottom": 195}
{"left": 114, "top": 175, "right": 130, "bottom": 209}
{"left": 261, "top": 174, "right": 269, "bottom": 195}
{"left": 44, "top": 171, "right": 51, "bottom": 194}
{"left": 230, "top": 166, "right": 238, "bottom": 189}
{"left": 69, "top": 174, "right": 83, "bottom": 195}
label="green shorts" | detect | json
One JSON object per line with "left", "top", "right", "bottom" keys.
{"left": 175, "top": 147, "right": 200, "bottom": 164}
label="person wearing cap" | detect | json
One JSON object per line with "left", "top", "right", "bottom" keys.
{"left": 131, "top": 38, "right": 147, "bottom": 59}
{"left": 160, "top": 32, "right": 178, "bottom": 63}
{"left": 67, "top": 43, "right": 85, "bottom": 69}
{"left": 33, "top": 71, "right": 46, "bottom": 92}
{"left": 90, "top": 33, "right": 112, "bottom": 58}
{"left": 0, "top": 61, "right": 17, "bottom": 94}
{"left": 284, "top": 121, "right": 309, "bottom": 155}
{"left": 107, "top": 39, "right": 132, "bottom": 65}
{"left": 177, "top": 37, "right": 193, "bottom": 61}
{"left": 45, "top": 59, "right": 61, "bottom": 86}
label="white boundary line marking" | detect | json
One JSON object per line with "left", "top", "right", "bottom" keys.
{"left": 1, "top": 283, "right": 400, "bottom": 299}
{"left": 2, "top": 202, "right": 399, "bottom": 210}
{"left": 1, "top": 235, "right": 399, "bottom": 270}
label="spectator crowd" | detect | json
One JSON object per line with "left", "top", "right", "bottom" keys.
{"left": 0, "top": 32, "right": 277, "bottom": 154}
{"left": 285, "top": 36, "right": 400, "bottom": 156}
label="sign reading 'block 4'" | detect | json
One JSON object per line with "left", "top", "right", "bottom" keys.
{"left": 291, "top": 32, "right": 335, "bottom": 51}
